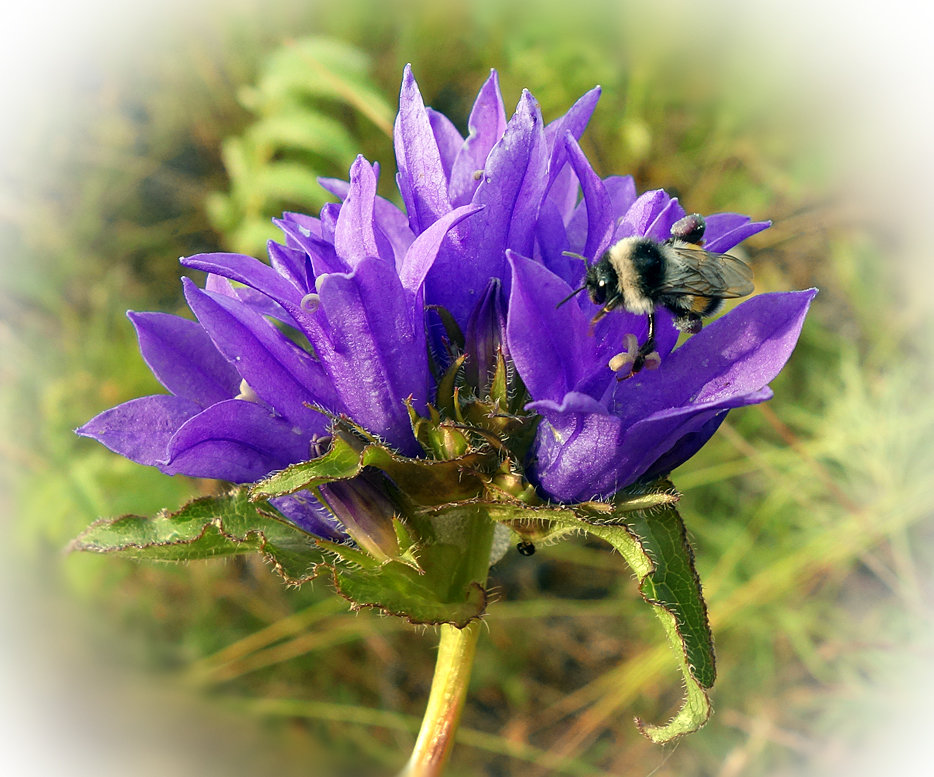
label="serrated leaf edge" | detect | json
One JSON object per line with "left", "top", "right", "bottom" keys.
{"left": 69, "top": 490, "right": 324, "bottom": 587}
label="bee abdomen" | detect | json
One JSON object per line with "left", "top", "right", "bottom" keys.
{"left": 691, "top": 296, "right": 722, "bottom": 316}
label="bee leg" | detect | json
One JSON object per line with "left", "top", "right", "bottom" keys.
{"left": 632, "top": 313, "right": 661, "bottom": 372}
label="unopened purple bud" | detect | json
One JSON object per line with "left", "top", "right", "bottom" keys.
{"left": 463, "top": 278, "right": 509, "bottom": 397}
{"left": 319, "top": 472, "right": 400, "bottom": 562}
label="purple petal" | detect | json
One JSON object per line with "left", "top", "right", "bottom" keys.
{"left": 183, "top": 279, "right": 337, "bottom": 432}
{"left": 615, "top": 190, "right": 674, "bottom": 240}
{"left": 609, "top": 290, "right": 817, "bottom": 426}
{"left": 506, "top": 251, "right": 593, "bottom": 401}
{"left": 530, "top": 289, "right": 816, "bottom": 501}
{"left": 183, "top": 251, "right": 335, "bottom": 360}
{"left": 532, "top": 386, "right": 773, "bottom": 501}
{"left": 278, "top": 210, "right": 321, "bottom": 236}
{"left": 394, "top": 65, "right": 452, "bottom": 233}
{"left": 639, "top": 406, "right": 734, "bottom": 482}
{"left": 464, "top": 278, "right": 509, "bottom": 392}
{"left": 566, "top": 178, "right": 638, "bottom": 255}
{"left": 428, "top": 91, "right": 547, "bottom": 325}
{"left": 449, "top": 70, "right": 507, "bottom": 207}
{"left": 162, "top": 399, "right": 314, "bottom": 482}
{"left": 535, "top": 197, "right": 574, "bottom": 283}
{"left": 319, "top": 203, "right": 339, "bottom": 242}
{"left": 527, "top": 406, "right": 625, "bottom": 501}
{"left": 427, "top": 107, "right": 464, "bottom": 183}
{"left": 605, "top": 176, "right": 637, "bottom": 217}
{"left": 128, "top": 312, "right": 240, "bottom": 406}
{"left": 270, "top": 490, "right": 346, "bottom": 540}
{"left": 643, "top": 196, "right": 686, "bottom": 242}
{"left": 334, "top": 156, "right": 380, "bottom": 266}
{"left": 204, "top": 275, "right": 297, "bottom": 326}
{"left": 543, "top": 85, "right": 601, "bottom": 194}
{"left": 547, "top": 162, "right": 581, "bottom": 223}
{"left": 76, "top": 395, "right": 201, "bottom": 467}
{"left": 564, "top": 133, "right": 614, "bottom": 260}
{"left": 274, "top": 217, "right": 347, "bottom": 277}
{"left": 181, "top": 252, "right": 305, "bottom": 309}
{"left": 319, "top": 176, "right": 415, "bottom": 261}
{"left": 316, "top": 256, "right": 426, "bottom": 454}
{"left": 398, "top": 203, "right": 482, "bottom": 295}
{"left": 267, "top": 241, "right": 313, "bottom": 292}
{"left": 492, "top": 91, "right": 548, "bottom": 259}
{"left": 704, "top": 215, "right": 771, "bottom": 253}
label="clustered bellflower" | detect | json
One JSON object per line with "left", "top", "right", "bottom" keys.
{"left": 79, "top": 65, "right": 812, "bottom": 526}
{"left": 76, "top": 65, "right": 814, "bottom": 767}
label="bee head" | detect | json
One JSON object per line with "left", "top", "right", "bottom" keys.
{"left": 584, "top": 258, "right": 619, "bottom": 307}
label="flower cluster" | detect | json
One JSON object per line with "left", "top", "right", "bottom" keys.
{"left": 78, "top": 66, "right": 813, "bottom": 543}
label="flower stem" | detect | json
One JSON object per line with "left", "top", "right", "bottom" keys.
{"left": 399, "top": 619, "right": 483, "bottom": 777}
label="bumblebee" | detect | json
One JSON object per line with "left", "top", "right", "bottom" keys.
{"left": 561, "top": 214, "right": 754, "bottom": 375}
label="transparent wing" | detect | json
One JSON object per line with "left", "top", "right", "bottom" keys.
{"left": 659, "top": 247, "right": 754, "bottom": 299}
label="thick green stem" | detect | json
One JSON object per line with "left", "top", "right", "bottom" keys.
{"left": 399, "top": 506, "right": 495, "bottom": 776}
{"left": 399, "top": 619, "right": 483, "bottom": 777}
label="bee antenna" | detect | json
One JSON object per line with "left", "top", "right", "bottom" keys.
{"left": 561, "top": 251, "right": 589, "bottom": 265}
{"left": 557, "top": 285, "right": 587, "bottom": 308}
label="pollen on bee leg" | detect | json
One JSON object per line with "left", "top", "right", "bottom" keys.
{"left": 608, "top": 333, "right": 640, "bottom": 373}
{"left": 609, "top": 351, "right": 635, "bottom": 373}
{"left": 609, "top": 333, "right": 661, "bottom": 376}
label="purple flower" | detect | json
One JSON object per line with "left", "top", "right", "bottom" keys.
{"left": 78, "top": 65, "right": 813, "bottom": 544}
{"left": 501, "top": 176, "right": 815, "bottom": 502}
{"left": 79, "top": 154, "right": 479, "bottom": 537}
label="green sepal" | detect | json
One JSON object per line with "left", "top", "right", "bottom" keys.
{"left": 436, "top": 353, "right": 467, "bottom": 418}
{"left": 251, "top": 430, "right": 492, "bottom": 506}
{"left": 425, "top": 303, "right": 465, "bottom": 351}
{"left": 320, "top": 539, "right": 487, "bottom": 627}
{"left": 438, "top": 482, "right": 714, "bottom": 742}
{"left": 69, "top": 487, "right": 323, "bottom": 586}
{"left": 407, "top": 399, "right": 472, "bottom": 460}
{"left": 489, "top": 347, "right": 509, "bottom": 407}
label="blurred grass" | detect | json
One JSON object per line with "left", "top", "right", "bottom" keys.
{"left": 2, "top": 1, "right": 932, "bottom": 776}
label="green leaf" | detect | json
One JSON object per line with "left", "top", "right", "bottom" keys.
{"left": 247, "top": 38, "right": 394, "bottom": 132}
{"left": 251, "top": 431, "right": 491, "bottom": 506}
{"left": 70, "top": 488, "right": 323, "bottom": 586}
{"left": 208, "top": 36, "right": 393, "bottom": 257}
{"left": 474, "top": 483, "right": 714, "bottom": 742}
{"left": 599, "top": 505, "right": 714, "bottom": 742}
{"left": 247, "top": 110, "right": 359, "bottom": 161}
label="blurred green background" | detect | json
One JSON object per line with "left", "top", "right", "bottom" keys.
{"left": 2, "top": 1, "right": 932, "bottom": 775}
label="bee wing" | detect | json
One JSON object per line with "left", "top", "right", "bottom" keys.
{"left": 659, "top": 247, "right": 754, "bottom": 299}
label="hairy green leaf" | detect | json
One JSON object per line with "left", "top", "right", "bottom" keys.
{"left": 70, "top": 488, "right": 323, "bottom": 586}
{"left": 475, "top": 483, "right": 714, "bottom": 742}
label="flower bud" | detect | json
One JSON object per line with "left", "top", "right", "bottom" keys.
{"left": 319, "top": 471, "right": 400, "bottom": 562}
{"left": 464, "top": 278, "right": 509, "bottom": 400}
